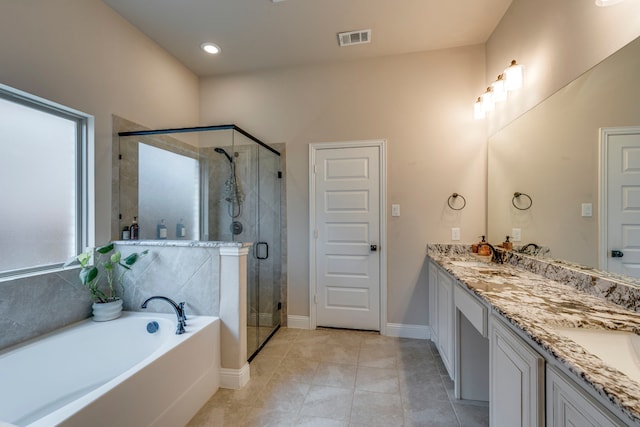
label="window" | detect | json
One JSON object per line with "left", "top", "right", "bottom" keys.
{"left": 0, "top": 84, "right": 93, "bottom": 277}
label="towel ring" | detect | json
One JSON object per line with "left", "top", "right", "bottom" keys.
{"left": 447, "top": 193, "right": 466, "bottom": 211}
{"left": 512, "top": 192, "right": 533, "bottom": 210}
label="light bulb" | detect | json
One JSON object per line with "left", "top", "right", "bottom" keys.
{"left": 481, "top": 87, "right": 494, "bottom": 112}
{"left": 491, "top": 74, "right": 507, "bottom": 102}
{"left": 504, "top": 60, "right": 523, "bottom": 91}
{"left": 474, "top": 97, "right": 485, "bottom": 120}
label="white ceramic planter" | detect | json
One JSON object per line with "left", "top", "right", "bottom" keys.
{"left": 92, "top": 299, "right": 123, "bottom": 322}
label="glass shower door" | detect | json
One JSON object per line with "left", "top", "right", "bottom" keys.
{"left": 246, "top": 141, "right": 281, "bottom": 359}
{"left": 256, "top": 147, "right": 281, "bottom": 349}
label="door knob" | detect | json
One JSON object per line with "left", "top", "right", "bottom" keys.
{"left": 370, "top": 244, "right": 378, "bottom": 252}
{"left": 611, "top": 250, "right": 624, "bottom": 258}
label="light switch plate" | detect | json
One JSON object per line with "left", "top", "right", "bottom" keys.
{"left": 512, "top": 228, "right": 522, "bottom": 242}
{"left": 391, "top": 204, "right": 400, "bottom": 217}
{"left": 581, "top": 203, "right": 593, "bottom": 217}
{"left": 451, "top": 227, "right": 460, "bottom": 241}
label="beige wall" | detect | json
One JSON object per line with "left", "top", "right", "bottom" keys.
{"left": 485, "top": 0, "right": 640, "bottom": 135}
{"left": 200, "top": 46, "right": 488, "bottom": 324}
{"left": 0, "top": 0, "right": 199, "bottom": 243}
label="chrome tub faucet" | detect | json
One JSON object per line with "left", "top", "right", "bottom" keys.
{"left": 141, "top": 296, "right": 187, "bottom": 334}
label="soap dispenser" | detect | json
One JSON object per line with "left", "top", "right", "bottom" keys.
{"left": 472, "top": 235, "right": 486, "bottom": 253}
{"left": 502, "top": 236, "right": 513, "bottom": 251}
{"left": 477, "top": 236, "right": 491, "bottom": 256}
{"left": 157, "top": 219, "right": 168, "bottom": 239}
{"left": 176, "top": 218, "right": 186, "bottom": 239}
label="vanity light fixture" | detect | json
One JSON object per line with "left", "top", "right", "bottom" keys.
{"left": 200, "top": 42, "right": 221, "bottom": 55}
{"left": 504, "top": 60, "right": 523, "bottom": 91}
{"left": 474, "top": 59, "right": 524, "bottom": 120}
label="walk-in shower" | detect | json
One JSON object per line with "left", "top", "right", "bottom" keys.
{"left": 117, "top": 124, "right": 283, "bottom": 359}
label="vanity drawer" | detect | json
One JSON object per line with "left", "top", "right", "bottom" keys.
{"left": 455, "top": 285, "right": 487, "bottom": 337}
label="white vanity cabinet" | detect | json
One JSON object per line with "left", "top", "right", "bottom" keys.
{"left": 436, "top": 268, "right": 456, "bottom": 379}
{"left": 489, "top": 315, "right": 544, "bottom": 427}
{"left": 546, "top": 365, "right": 623, "bottom": 427}
{"left": 428, "top": 261, "right": 439, "bottom": 343}
{"left": 428, "top": 260, "right": 455, "bottom": 380}
{"left": 428, "top": 255, "right": 637, "bottom": 426}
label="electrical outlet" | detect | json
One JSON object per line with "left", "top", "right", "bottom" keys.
{"left": 512, "top": 228, "right": 522, "bottom": 242}
{"left": 451, "top": 227, "right": 460, "bottom": 241}
{"left": 581, "top": 203, "right": 592, "bottom": 217}
{"left": 391, "top": 204, "right": 400, "bottom": 217}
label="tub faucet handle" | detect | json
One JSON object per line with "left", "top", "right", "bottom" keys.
{"left": 179, "top": 302, "right": 187, "bottom": 326}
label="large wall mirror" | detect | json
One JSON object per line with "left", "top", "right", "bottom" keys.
{"left": 488, "top": 35, "right": 640, "bottom": 275}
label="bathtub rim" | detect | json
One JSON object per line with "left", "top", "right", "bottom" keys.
{"left": 1, "top": 312, "right": 220, "bottom": 427}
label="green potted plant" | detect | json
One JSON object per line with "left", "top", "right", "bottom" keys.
{"left": 73, "top": 243, "right": 148, "bottom": 321}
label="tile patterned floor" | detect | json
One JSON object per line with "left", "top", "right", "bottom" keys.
{"left": 187, "top": 327, "right": 489, "bottom": 427}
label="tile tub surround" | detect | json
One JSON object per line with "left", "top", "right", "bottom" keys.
{"left": 427, "top": 244, "right": 640, "bottom": 424}
{"left": 113, "top": 240, "right": 242, "bottom": 316}
{"left": 115, "top": 240, "right": 252, "bottom": 380}
{"left": 0, "top": 268, "right": 92, "bottom": 351}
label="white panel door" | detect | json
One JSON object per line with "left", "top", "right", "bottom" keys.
{"left": 606, "top": 128, "right": 640, "bottom": 277}
{"left": 313, "top": 145, "right": 380, "bottom": 330}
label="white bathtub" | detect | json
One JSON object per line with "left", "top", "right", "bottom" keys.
{"left": 0, "top": 312, "right": 220, "bottom": 427}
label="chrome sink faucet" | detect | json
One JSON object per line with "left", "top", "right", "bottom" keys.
{"left": 141, "top": 296, "right": 187, "bottom": 334}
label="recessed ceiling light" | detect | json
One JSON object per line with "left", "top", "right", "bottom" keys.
{"left": 595, "top": 0, "right": 624, "bottom": 5}
{"left": 201, "top": 43, "right": 221, "bottom": 55}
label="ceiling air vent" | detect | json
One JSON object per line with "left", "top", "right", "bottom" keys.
{"left": 337, "top": 29, "right": 371, "bottom": 47}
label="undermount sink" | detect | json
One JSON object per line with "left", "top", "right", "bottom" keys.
{"left": 451, "top": 261, "right": 493, "bottom": 268}
{"left": 552, "top": 326, "right": 640, "bottom": 383}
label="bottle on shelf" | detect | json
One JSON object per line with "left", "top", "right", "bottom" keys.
{"left": 121, "top": 225, "right": 130, "bottom": 240}
{"left": 176, "top": 218, "right": 186, "bottom": 239}
{"left": 157, "top": 219, "right": 168, "bottom": 239}
{"left": 130, "top": 217, "right": 139, "bottom": 240}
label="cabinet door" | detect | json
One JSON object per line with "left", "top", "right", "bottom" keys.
{"left": 546, "top": 365, "right": 621, "bottom": 427}
{"left": 428, "top": 261, "right": 439, "bottom": 343}
{"left": 490, "top": 316, "right": 544, "bottom": 427}
{"left": 437, "top": 269, "right": 455, "bottom": 380}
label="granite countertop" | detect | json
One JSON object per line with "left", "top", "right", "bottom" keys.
{"left": 427, "top": 247, "right": 640, "bottom": 425}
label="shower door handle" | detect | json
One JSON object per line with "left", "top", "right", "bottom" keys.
{"left": 255, "top": 242, "right": 269, "bottom": 260}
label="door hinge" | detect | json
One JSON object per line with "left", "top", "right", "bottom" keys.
{"left": 119, "top": 154, "right": 122, "bottom": 160}
{"left": 313, "top": 228, "right": 318, "bottom": 239}
{"left": 278, "top": 171, "right": 282, "bottom": 179}
{"left": 313, "top": 164, "right": 317, "bottom": 174}
{"left": 314, "top": 294, "right": 318, "bottom": 304}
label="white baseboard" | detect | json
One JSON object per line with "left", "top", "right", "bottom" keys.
{"left": 219, "top": 363, "right": 250, "bottom": 389}
{"left": 385, "top": 323, "right": 430, "bottom": 339}
{"left": 287, "top": 315, "right": 310, "bottom": 330}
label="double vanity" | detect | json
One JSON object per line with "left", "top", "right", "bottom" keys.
{"left": 427, "top": 244, "right": 640, "bottom": 426}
